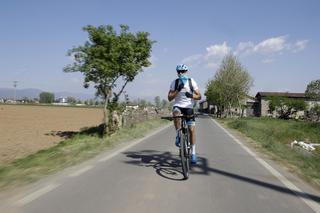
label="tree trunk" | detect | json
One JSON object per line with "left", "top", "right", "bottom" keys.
{"left": 103, "top": 99, "right": 109, "bottom": 135}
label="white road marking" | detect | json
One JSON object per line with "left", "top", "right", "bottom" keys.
{"left": 212, "top": 119, "right": 320, "bottom": 213}
{"left": 68, "top": 165, "right": 94, "bottom": 177}
{"left": 13, "top": 124, "right": 171, "bottom": 207}
{"left": 16, "top": 183, "right": 60, "bottom": 206}
{"left": 98, "top": 124, "right": 171, "bottom": 162}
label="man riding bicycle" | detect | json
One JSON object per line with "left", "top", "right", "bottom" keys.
{"left": 168, "top": 64, "right": 201, "bottom": 164}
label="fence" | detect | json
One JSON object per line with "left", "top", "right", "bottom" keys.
{"left": 110, "top": 108, "right": 170, "bottom": 129}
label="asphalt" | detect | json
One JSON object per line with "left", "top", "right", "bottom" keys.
{"left": 1, "top": 115, "right": 320, "bottom": 213}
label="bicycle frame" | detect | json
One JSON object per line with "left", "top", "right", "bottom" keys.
{"left": 161, "top": 115, "right": 194, "bottom": 180}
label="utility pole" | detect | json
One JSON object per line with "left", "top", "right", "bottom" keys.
{"left": 13, "top": 81, "right": 18, "bottom": 101}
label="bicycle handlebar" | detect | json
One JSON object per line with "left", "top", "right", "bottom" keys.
{"left": 161, "top": 114, "right": 198, "bottom": 121}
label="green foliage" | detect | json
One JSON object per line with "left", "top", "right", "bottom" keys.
{"left": 64, "top": 24, "right": 155, "bottom": 134}
{"left": 309, "top": 104, "right": 320, "bottom": 121}
{"left": 305, "top": 79, "right": 320, "bottom": 100}
{"left": 154, "top": 96, "right": 161, "bottom": 108}
{"left": 39, "top": 92, "right": 54, "bottom": 104}
{"left": 138, "top": 99, "right": 147, "bottom": 108}
{"left": 268, "top": 96, "right": 307, "bottom": 119}
{"left": 0, "top": 119, "right": 167, "bottom": 191}
{"left": 67, "top": 96, "right": 77, "bottom": 104}
{"left": 225, "top": 118, "right": 320, "bottom": 184}
{"left": 161, "top": 99, "right": 169, "bottom": 109}
{"left": 205, "top": 54, "right": 253, "bottom": 116}
{"left": 64, "top": 24, "right": 155, "bottom": 101}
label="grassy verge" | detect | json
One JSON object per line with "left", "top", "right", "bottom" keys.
{"left": 217, "top": 117, "right": 320, "bottom": 187}
{"left": 0, "top": 119, "right": 169, "bottom": 191}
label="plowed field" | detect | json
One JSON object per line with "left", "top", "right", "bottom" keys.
{"left": 0, "top": 105, "right": 102, "bottom": 165}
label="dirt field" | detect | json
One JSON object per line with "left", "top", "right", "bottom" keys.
{"left": 0, "top": 104, "right": 103, "bottom": 165}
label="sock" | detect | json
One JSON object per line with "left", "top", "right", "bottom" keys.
{"left": 191, "top": 144, "right": 196, "bottom": 155}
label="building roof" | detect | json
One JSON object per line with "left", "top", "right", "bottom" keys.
{"left": 255, "top": 92, "right": 306, "bottom": 98}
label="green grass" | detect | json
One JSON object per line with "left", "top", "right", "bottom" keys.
{"left": 218, "top": 117, "right": 320, "bottom": 186}
{"left": 0, "top": 119, "right": 169, "bottom": 191}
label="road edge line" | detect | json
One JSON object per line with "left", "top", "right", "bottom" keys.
{"left": 212, "top": 118, "right": 320, "bottom": 213}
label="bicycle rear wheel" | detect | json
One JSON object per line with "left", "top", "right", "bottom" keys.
{"left": 180, "top": 131, "right": 189, "bottom": 180}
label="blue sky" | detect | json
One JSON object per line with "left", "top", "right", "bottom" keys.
{"left": 0, "top": 0, "right": 319, "bottom": 100}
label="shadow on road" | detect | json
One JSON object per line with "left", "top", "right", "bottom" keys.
{"left": 124, "top": 150, "right": 185, "bottom": 181}
{"left": 46, "top": 124, "right": 105, "bottom": 139}
{"left": 124, "top": 150, "right": 320, "bottom": 203}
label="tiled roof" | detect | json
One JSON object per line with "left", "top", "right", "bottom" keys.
{"left": 255, "top": 92, "right": 306, "bottom": 98}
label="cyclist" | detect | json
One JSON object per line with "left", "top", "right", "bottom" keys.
{"left": 168, "top": 64, "right": 201, "bottom": 164}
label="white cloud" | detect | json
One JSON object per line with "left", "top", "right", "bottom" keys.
{"left": 182, "top": 36, "right": 308, "bottom": 68}
{"left": 253, "top": 36, "right": 287, "bottom": 54}
{"left": 205, "top": 42, "right": 231, "bottom": 58}
{"left": 234, "top": 42, "right": 254, "bottom": 56}
{"left": 204, "top": 42, "right": 231, "bottom": 68}
{"left": 292, "top": 40, "right": 309, "bottom": 53}
{"left": 182, "top": 54, "right": 203, "bottom": 67}
{"left": 180, "top": 42, "right": 232, "bottom": 69}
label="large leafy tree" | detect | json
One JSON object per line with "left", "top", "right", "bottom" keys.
{"left": 305, "top": 79, "right": 320, "bottom": 100}
{"left": 64, "top": 24, "right": 155, "bottom": 134}
{"left": 205, "top": 54, "right": 253, "bottom": 117}
{"left": 39, "top": 92, "right": 55, "bottom": 104}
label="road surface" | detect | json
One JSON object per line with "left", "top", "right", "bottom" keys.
{"left": 1, "top": 115, "right": 319, "bottom": 213}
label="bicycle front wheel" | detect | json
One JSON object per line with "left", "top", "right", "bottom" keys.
{"left": 180, "top": 132, "right": 189, "bottom": 180}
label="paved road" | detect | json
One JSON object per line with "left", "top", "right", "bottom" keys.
{"left": 1, "top": 115, "right": 320, "bottom": 213}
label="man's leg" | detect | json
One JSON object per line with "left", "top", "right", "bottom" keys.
{"left": 188, "top": 125, "right": 195, "bottom": 146}
{"left": 187, "top": 121, "right": 197, "bottom": 164}
{"left": 172, "top": 107, "right": 181, "bottom": 146}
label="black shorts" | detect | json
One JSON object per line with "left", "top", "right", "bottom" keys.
{"left": 172, "top": 106, "right": 195, "bottom": 126}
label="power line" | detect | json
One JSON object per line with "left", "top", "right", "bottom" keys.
{"left": 13, "top": 81, "right": 18, "bottom": 101}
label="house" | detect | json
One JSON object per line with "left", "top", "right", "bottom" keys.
{"left": 125, "top": 102, "right": 139, "bottom": 110}
{"left": 254, "top": 92, "right": 307, "bottom": 117}
{"left": 199, "top": 100, "right": 217, "bottom": 114}
{"left": 199, "top": 95, "right": 256, "bottom": 117}
{"left": 243, "top": 96, "right": 257, "bottom": 117}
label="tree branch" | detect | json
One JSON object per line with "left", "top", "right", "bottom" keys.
{"left": 112, "top": 79, "right": 130, "bottom": 102}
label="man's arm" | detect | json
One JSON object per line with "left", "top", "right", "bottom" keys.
{"left": 168, "top": 81, "right": 184, "bottom": 101}
{"left": 193, "top": 89, "right": 201, "bottom": 100}
{"left": 168, "top": 90, "right": 178, "bottom": 102}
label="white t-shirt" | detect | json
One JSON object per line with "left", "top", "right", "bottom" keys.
{"left": 170, "top": 78, "right": 199, "bottom": 108}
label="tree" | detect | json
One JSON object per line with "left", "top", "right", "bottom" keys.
{"left": 67, "top": 96, "right": 77, "bottom": 104}
{"left": 305, "top": 79, "right": 320, "bottom": 100}
{"left": 138, "top": 99, "right": 147, "bottom": 108}
{"left": 64, "top": 24, "right": 155, "bottom": 134}
{"left": 268, "top": 96, "right": 307, "bottom": 119}
{"left": 39, "top": 92, "right": 54, "bottom": 104}
{"left": 154, "top": 96, "right": 161, "bottom": 109}
{"left": 312, "top": 104, "right": 320, "bottom": 121}
{"left": 205, "top": 54, "right": 253, "bottom": 117}
{"left": 161, "top": 99, "right": 169, "bottom": 109}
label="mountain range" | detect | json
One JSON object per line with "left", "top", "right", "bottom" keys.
{"left": 0, "top": 88, "right": 95, "bottom": 100}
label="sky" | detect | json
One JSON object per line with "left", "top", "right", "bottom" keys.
{"left": 0, "top": 0, "right": 319, "bottom": 101}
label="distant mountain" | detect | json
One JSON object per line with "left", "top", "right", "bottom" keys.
{"left": 55, "top": 91, "right": 95, "bottom": 101}
{"left": 0, "top": 88, "right": 95, "bottom": 101}
{"left": 0, "top": 88, "right": 42, "bottom": 99}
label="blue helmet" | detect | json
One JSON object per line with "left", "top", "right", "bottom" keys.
{"left": 176, "top": 64, "right": 189, "bottom": 72}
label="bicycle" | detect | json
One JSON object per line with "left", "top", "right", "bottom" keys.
{"left": 161, "top": 114, "right": 194, "bottom": 180}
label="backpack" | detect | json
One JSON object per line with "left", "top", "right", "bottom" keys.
{"left": 174, "top": 78, "right": 194, "bottom": 93}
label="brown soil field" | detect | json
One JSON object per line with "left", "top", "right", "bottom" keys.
{"left": 0, "top": 104, "right": 103, "bottom": 165}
